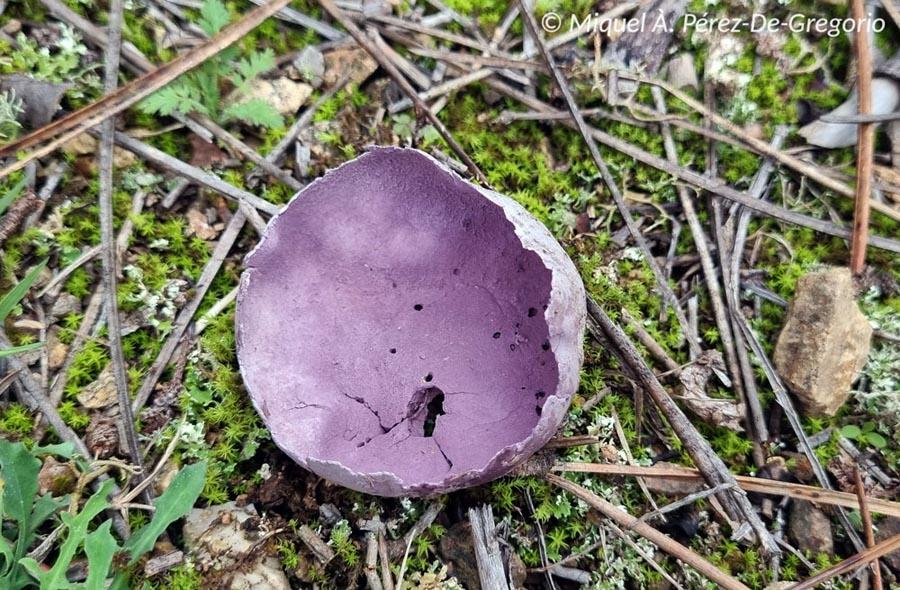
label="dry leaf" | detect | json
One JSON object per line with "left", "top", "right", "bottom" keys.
{"left": 677, "top": 350, "right": 745, "bottom": 432}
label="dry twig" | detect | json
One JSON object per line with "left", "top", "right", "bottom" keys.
{"left": 585, "top": 296, "right": 779, "bottom": 555}
{"left": 0, "top": 0, "right": 293, "bottom": 178}
{"left": 97, "top": 0, "right": 146, "bottom": 495}
{"left": 849, "top": 0, "right": 874, "bottom": 273}
{"left": 547, "top": 474, "right": 751, "bottom": 590}
{"left": 854, "top": 467, "right": 884, "bottom": 590}
{"left": 556, "top": 462, "right": 900, "bottom": 518}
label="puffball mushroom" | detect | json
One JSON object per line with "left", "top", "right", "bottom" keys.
{"left": 236, "top": 147, "right": 586, "bottom": 497}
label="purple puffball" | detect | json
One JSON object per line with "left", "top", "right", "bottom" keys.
{"left": 236, "top": 147, "right": 585, "bottom": 497}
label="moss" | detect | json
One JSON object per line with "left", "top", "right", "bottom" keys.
{"left": 0, "top": 403, "right": 35, "bottom": 435}
{"left": 146, "top": 564, "right": 202, "bottom": 590}
{"left": 177, "top": 311, "right": 268, "bottom": 504}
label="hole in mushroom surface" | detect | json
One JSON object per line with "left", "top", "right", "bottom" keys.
{"left": 236, "top": 148, "right": 584, "bottom": 497}
{"left": 408, "top": 386, "right": 446, "bottom": 437}
{"left": 423, "top": 393, "right": 445, "bottom": 437}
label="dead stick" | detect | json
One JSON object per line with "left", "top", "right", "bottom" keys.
{"left": 650, "top": 86, "right": 749, "bottom": 429}
{"left": 132, "top": 209, "right": 246, "bottom": 412}
{"left": 854, "top": 468, "right": 883, "bottom": 590}
{"left": 0, "top": 0, "right": 292, "bottom": 177}
{"left": 849, "top": 0, "right": 874, "bottom": 274}
{"left": 546, "top": 474, "right": 751, "bottom": 590}
{"left": 516, "top": 0, "right": 699, "bottom": 358}
{"left": 786, "top": 535, "right": 900, "bottom": 590}
{"left": 97, "top": 0, "right": 148, "bottom": 500}
{"left": 584, "top": 295, "right": 779, "bottom": 555}
{"left": 316, "top": 0, "right": 488, "bottom": 186}
{"left": 554, "top": 462, "right": 900, "bottom": 518}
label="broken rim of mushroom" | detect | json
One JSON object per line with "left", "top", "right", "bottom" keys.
{"left": 236, "top": 147, "right": 586, "bottom": 497}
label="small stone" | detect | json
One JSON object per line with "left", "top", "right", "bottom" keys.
{"left": 667, "top": 53, "right": 699, "bottom": 91}
{"left": 38, "top": 456, "right": 78, "bottom": 496}
{"left": 293, "top": 46, "right": 325, "bottom": 87}
{"left": 229, "top": 78, "right": 311, "bottom": 116}
{"left": 1, "top": 19, "right": 22, "bottom": 35}
{"left": 62, "top": 133, "right": 137, "bottom": 168}
{"left": 77, "top": 365, "right": 117, "bottom": 409}
{"left": 788, "top": 500, "right": 833, "bottom": 556}
{"left": 186, "top": 207, "right": 219, "bottom": 240}
{"left": 318, "top": 503, "right": 342, "bottom": 526}
{"left": 323, "top": 46, "right": 378, "bottom": 87}
{"left": 47, "top": 329, "right": 68, "bottom": 371}
{"left": 50, "top": 293, "right": 82, "bottom": 321}
{"left": 875, "top": 516, "right": 900, "bottom": 573}
{"left": 153, "top": 461, "right": 180, "bottom": 497}
{"left": 183, "top": 502, "right": 290, "bottom": 590}
{"left": 774, "top": 267, "right": 872, "bottom": 417}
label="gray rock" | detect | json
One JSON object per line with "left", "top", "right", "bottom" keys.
{"left": 666, "top": 53, "right": 699, "bottom": 91}
{"left": 182, "top": 502, "right": 290, "bottom": 590}
{"left": 875, "top": 516, "right": 900, "bottom": 574}
{"left": 774, "top": 267, "right": 872, "bottom": 417}
{"left": 788, "top": 500, "right": 833, "bottom": 556}
{"left": 293, "top": 46, "right": 325, "bottom": 88}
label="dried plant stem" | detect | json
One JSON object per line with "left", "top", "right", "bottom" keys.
{"left": 585, "top": 296, "right": 779, "bottom": 555}
{"left": 650, "top": 86, "right": 750, "bottom": 434}
{"left": 97, "top": 0, "right": 146, "bottom": 491}
{"left": 546, "top": 474, "right": 751, "bottom": 590}
{"left": 785, "top": 535, "right": 900, "bottom": 590}
{"left": 132, "top": 209, "right": 247, "bottom": 412}
{"left": 0, "top": 0, "right": 292, "bottom": 178}
{"left": 854, "top": 468, "right": 884, "bottom": 590}
{"left": 849, "top": 0, "right": 874, "bottom": 274}
{"left": 516, "top": 0, "right": 699, "bottom": 357}
{"left": 317, "top": 0, "right": 488, "bottom": 185}
{"left": 112, "top": 131, "right": 279, "bottom": 215}
{"left": 555, "top": 462, "right": 900, "bottom": 518}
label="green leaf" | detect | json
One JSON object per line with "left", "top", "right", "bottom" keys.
{"left": 198, "top": 0, "right": 231, "bottom": 36}
{"left": 124, "top": 462, "right": 206, "bottom": 563}
{"left": 0, "top": 439, "right": 41, "bottom": 534}
{"left": 30, "top": 443, "right": 75, "bottom": 459}
{"left": 865, "top": 432, "right": 888, "bottom": 449}
{"left": 29, "top": 493, "right": 64, "bottom": 540}
{"left": 840, "top": 425, "right": 862, "bottom": 439}
{"left": 0, "top": 342, "right": 44, "bottom": 358}
{"left": 140, "top": 85, "right": 208, "bottom": 118}
{"left": 222, "top": 99, "right": 283, "bottom": 129}
{"left": 0, "top": 259, "right": 47, "bottom": 323}
{"left": 84, "top": 521, "right": 117, "bottom": 590}
{"left": 0, "top": 177, "right": 27, "bottom": 217}
{"left": 233, "top": 49, "right": 276, "bottom": 92}
{"left": 37, "top": 479, "right": 115, "bottom": 590}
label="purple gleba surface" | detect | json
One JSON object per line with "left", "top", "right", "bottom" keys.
{"left": 237, "top": 147, "right": 585, "bottom": 496}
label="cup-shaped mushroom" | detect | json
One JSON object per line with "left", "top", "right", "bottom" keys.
{"left": 236, "top": 147, "right": 585, "bottom": 497}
